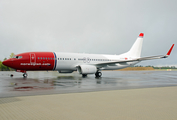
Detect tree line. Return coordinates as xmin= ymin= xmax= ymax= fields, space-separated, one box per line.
xmin=0 ymin=53 xmax=15 ymax=71
xmin=135 ymin=65 xmax=177 ymax=69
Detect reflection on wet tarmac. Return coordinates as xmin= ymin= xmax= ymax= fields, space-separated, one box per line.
xmin=0 ymin=71 xmax=177 ymax=97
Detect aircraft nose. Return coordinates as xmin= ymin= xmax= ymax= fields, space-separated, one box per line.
xmin=2 ymin=59 xmax=11 ymax=67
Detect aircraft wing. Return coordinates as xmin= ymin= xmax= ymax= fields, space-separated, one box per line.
xmin=95 ymin=44 xmax=174 ymax=67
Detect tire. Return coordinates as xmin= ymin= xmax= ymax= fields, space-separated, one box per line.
xmin=10 ymin=74 xmax=14 ymax=77
xmin=82 ymin=74 xmax=87 ymax=77
xmin=95 ymin=72 xmax=102 ymax=78
xmin=23 ymin=73 xmax=27 ymax=78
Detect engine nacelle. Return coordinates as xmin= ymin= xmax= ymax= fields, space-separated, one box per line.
xmin=77 ymin=65 xmax=97 ymax=74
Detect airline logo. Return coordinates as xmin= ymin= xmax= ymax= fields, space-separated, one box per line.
xmin=20 ymin=63 xmax=51 ymax=66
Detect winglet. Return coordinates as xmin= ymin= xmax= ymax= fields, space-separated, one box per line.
xmin=139 ymin=33 xmax=144 ymax=37
xmin=166 ymin=44 xmax=174 ymax=56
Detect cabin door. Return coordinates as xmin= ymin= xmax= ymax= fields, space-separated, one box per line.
xmin=30 ymin=53 xmax=36 ymax=63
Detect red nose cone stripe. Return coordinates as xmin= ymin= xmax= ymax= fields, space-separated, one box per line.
xmin=139 ymin=33 xmax=144 ymax=37
xmin=2 ymin=52 xmax=56 ymax=70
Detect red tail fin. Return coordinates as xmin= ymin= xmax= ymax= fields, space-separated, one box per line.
xmin=139 ymin=33 xmax=144 ymax=37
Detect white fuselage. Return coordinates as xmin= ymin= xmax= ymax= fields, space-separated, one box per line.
xmin=55 ymin=52 xmax=139 ymax=71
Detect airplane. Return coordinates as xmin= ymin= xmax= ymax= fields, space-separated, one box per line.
xmin=2 ymin=33 xmax=174 ymax=78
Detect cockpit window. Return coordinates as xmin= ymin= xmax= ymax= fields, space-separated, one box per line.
xmin=12 ymin=56 xmax=22 ymax=59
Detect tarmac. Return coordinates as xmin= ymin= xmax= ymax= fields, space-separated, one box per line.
xmin=1 ymin=86 xmax=177 ymax=120
xmin=0 ymin=71 xmax=177 ymax=120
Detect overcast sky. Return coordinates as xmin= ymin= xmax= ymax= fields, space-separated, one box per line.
xmin=0 ymin=0 xmax=176 ymax=66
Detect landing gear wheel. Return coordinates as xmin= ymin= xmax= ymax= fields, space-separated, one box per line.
xmin=10 ymin=74 xmax=14 ymax=77
xmin=82 ymin=74 xmax=87 ymax=77
xmin=95 ymin=72 xmax=102 ymax=78
xmin=23 ymin=73 xmax=27 ymax=78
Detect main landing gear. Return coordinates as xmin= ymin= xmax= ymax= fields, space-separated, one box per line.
xmin=95 ymin=72 xmax=102 ymax=78
xmin=81 ymin=72 xmax=102 ymax=78
xmin=82 ymin=74 xmax=87 ymax=77
xmin=16 ymin=70 xmax=27 ymax=78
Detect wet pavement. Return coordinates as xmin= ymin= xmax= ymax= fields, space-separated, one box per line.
xmin=0 ymin=71 xmax=177 ymax=98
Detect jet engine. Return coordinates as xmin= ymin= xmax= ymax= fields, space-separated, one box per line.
xmin=77 ymin=65 xmax=97 ymax=74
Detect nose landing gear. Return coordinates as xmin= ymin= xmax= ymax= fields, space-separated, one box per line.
xmin=23 ymin=73 xmax=28 ymax=78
